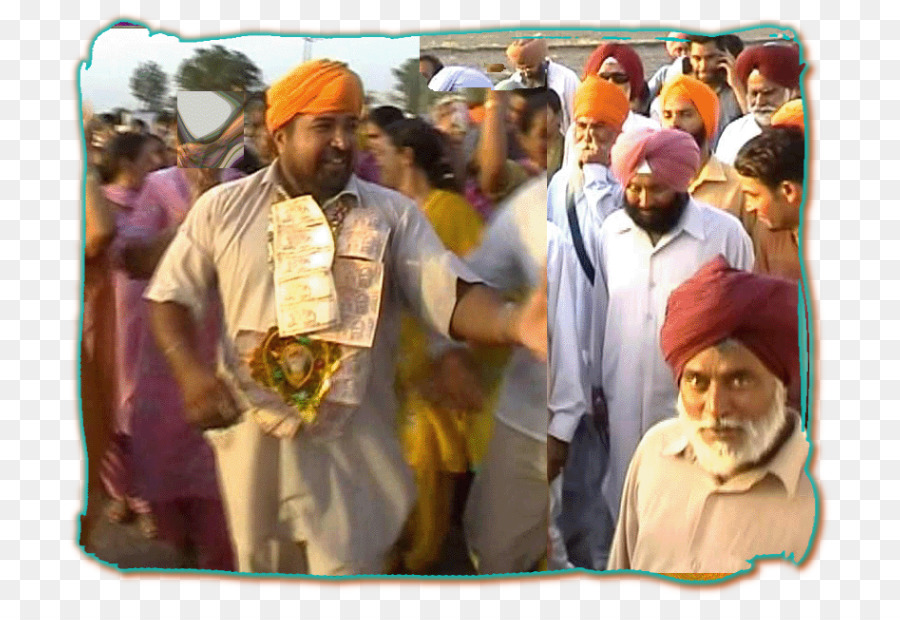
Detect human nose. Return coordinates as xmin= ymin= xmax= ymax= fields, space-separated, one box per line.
xmin=703 ymin=381 xmax=728 ymax=421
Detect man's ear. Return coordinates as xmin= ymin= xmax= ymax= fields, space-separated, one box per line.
xmin=780 ymin=180 xmax=804 ymax=207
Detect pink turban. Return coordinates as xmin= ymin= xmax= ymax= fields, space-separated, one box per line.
xmin=266 ymin=59 xmax=364 ymax=135
xmin=610 ymin=128 xmax=701 ymax=192
xmin=660 ymin=255 xmax=799 ymax=386
xmin=735 ymin=43 xmax=804 ymax=90
xmin=506 ymin=38 xmax=549 ymax=67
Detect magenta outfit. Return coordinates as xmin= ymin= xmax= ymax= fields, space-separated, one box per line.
xmin=109 ymin=167 xmax=242 ymax=570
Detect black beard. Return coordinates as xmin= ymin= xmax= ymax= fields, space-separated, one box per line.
xmin=623 ymin=192 xmax=690 ymax=236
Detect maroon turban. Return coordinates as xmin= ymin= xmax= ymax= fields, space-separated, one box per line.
xmin=610 ymin=128 xmax=701 ymax=192
xmin=582 ymin=43 xmax=645 ymax=102
xmin=660 ymin=255 xmax=799 ymax=386
xmin=735 ymin=43 xmax=804 ymax=90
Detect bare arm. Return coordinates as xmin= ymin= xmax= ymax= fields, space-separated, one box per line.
xmin=449 ymin=272 xmax=547 ymax=360
xmin=148 ymin=300 xmax=240 ymax=430
xmin=84 ymin=170 xmax=115 ymax=258
xmin=477 ymin=91 xmax=510 ymax=197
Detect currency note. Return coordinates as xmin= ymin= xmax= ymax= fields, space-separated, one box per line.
xmin=311 ymin=258 xmax=384 ymax=348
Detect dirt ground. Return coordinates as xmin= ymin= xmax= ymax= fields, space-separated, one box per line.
xmin=421 ymin=28 xmax=786 ymax=84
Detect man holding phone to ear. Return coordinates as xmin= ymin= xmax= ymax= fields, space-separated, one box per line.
xmin=686 ymin=34 xmax=745 ymax=150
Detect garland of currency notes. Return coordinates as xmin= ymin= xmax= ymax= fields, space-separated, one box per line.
xmin=248 ymin=326 xmax=344 ymax=425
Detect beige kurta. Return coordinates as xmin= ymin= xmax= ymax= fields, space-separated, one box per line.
xmin=145 ymin=163 xmax=479 ymax=575
xmin=608 ymin=415 xmax=816 ymax=574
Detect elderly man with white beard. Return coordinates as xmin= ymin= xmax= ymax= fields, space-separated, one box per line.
xmin=607 ymin=256 xmax=815 ymax=573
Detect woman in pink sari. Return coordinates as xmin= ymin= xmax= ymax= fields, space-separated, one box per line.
xmin=96 ymin=132 xmax=163 ymax=537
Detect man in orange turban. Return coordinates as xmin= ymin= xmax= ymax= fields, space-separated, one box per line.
xmin=505 ymin=36 xmax=580 ymax=132
xmin=659 ymin=74 xmax=751 ymax=228
xmin=145 ymin=57 xmax=551 ymax=576
xmin=547 ymin=76 xmax=630 ymax=284
xmin=262 ymin=59 xmax=365 ymax=206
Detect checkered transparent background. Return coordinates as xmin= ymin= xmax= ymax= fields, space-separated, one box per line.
xmin=2 ymin=0 xmax=896 ymax=617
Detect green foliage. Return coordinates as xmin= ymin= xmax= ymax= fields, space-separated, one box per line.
xmin=390 ymin=57 xmax=439 ymax=115
xmin=175 ymin=45 xmax=264 ymax=92
xmin=129 ymin=61 xmax=169 ymax=112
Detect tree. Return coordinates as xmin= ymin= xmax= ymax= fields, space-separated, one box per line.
xmin=391 ymin=57 xmax=438 ymax=116
xmin=129 ymin=61 xmax=169 ymax=112
xmin=175 ymin=45 xmax=263 ymax=92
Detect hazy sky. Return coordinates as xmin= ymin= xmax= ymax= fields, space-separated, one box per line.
xmin=79 ymin=25 xmax=419 ymax=112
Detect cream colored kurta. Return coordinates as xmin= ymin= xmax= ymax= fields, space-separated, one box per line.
xmin=607 ymin=415 xmax=816 ymax=573
xmin=145 ymin=163 xmax=478 ymax=575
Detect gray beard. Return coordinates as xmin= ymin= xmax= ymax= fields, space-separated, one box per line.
xmin=678 ymin=380 xmax=789 ymax=479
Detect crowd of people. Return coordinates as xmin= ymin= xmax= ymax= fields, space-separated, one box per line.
xmin=79 ymin=29 xmax=814 ymax=579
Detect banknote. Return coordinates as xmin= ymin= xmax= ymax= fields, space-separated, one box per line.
xmin=311 ymin=258 xmax=384 ymax=348
xmin=271 ymin=195 xmax=341 ymax=336
xmin=335 ymin=206 xmax=389 ymax=261
xmin=321 ymin=346 xmax=370 ymax=406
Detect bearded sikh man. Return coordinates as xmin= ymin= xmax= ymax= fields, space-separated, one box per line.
xmin=144 ymin=59 xmax=547 ymax=576
xmin=715 ymin=43 xmax=804 ymax=166
xmin=607 ymin=256 xmax=815 ymax=573
xmin=584 ymin=128 xmax=753 ymax=565
xmin=659 ymin=74 xmax=749 ymax=226
xmin=505 ymin=37 xmax=580 ymax=132
xmin=547 ymin=76 xmax=631 ymax=284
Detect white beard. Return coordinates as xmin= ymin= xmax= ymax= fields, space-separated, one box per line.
xmin=678 ymin=381 xmax=789 ymax=479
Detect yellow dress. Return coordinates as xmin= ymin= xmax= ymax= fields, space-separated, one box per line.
xmin=394 ymin=189 xmax=508 ymax=573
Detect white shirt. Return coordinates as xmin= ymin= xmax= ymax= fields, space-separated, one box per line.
xmin=144 ymin=163 xmax=479 ymax=571
xmin=715 ymin=113 xmax=762 ymax=166
xmin=466 ymin=175 xmax=548 ymax=441
xmin=547 ymin=222 xmax=591 ymax=442
xmin=586 ymin=197 xmax=754 ymax=523
xmin=428 ymin=66 xmax=493 ymax=91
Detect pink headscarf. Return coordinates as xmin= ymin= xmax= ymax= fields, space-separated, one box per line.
xmin=610 ymin=128 xmax=701 ymax=192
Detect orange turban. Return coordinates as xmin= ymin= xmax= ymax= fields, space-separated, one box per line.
xmin=265 ymin=59 xmax=364 ymax=135
xmin=573 ymin=75 xmax=630 ymax=132
xmin=660 ymin=74 xmax=720 ymax=141
xmin=506 ymin=38 xmax=549 ymax=66
xmin=771 ymin=98 xmax=804 ymax=132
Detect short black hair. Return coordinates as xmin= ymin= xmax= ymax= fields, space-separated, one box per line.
xmin=733 ymin=126 xmax=805 ymax=190
xmin=367 ymin=105 xmax=405 ymax=130
xmin=383 ymin=117 xmax=457 ymax=191
xmin=687 ymin=34 xmax=744 ymax=57
xmin=515 ymin=88 xmax=552 ymax=135
xmin=419 ymin=54 xmax=444 ymax=75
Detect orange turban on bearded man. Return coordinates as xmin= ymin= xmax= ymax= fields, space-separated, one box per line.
xmin=265 ymin=59 xmax=365 ymax=135
xmin=660 ymin=74 xmax=720 ymax=144
xmin=506 ymin=38 xmax=549 ymax=67
xmin=573 ymin=75 xmax=631 ymax=132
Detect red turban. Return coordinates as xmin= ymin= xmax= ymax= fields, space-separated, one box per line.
xmin=265 ymin=59 xmax=364 ymax=135
xmin=771 ymin=98 xmax=805 ymax=132
xmin=735 ymin=44 xmax=804 ymax=90
xmin=582 ymin=43 xmax=645 ymax=102
xmin=506 ymin=38 xmax=549 ymax=67
xmin=610 ymin=128 xmax=700 ymax=192
xmin=660 ymin=74 xmax=720 ymax=141
xmin=573 ymin=75 xmax=630 ymax=132
xmin=660 ymin=255 xmax=800 ymax=386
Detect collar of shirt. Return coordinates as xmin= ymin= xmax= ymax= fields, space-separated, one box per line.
xmin=610 ymin=196 xmax=707 ymax=243
xmin=661 ymin=413 xmax=809 ymax=497
xmin=582 ymin=163 xmax=615 ymax=189
xmin=259 ymin=159 xmax=362 ymax=209
xmin=689 ymin=155 xmax=729 ymax=192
